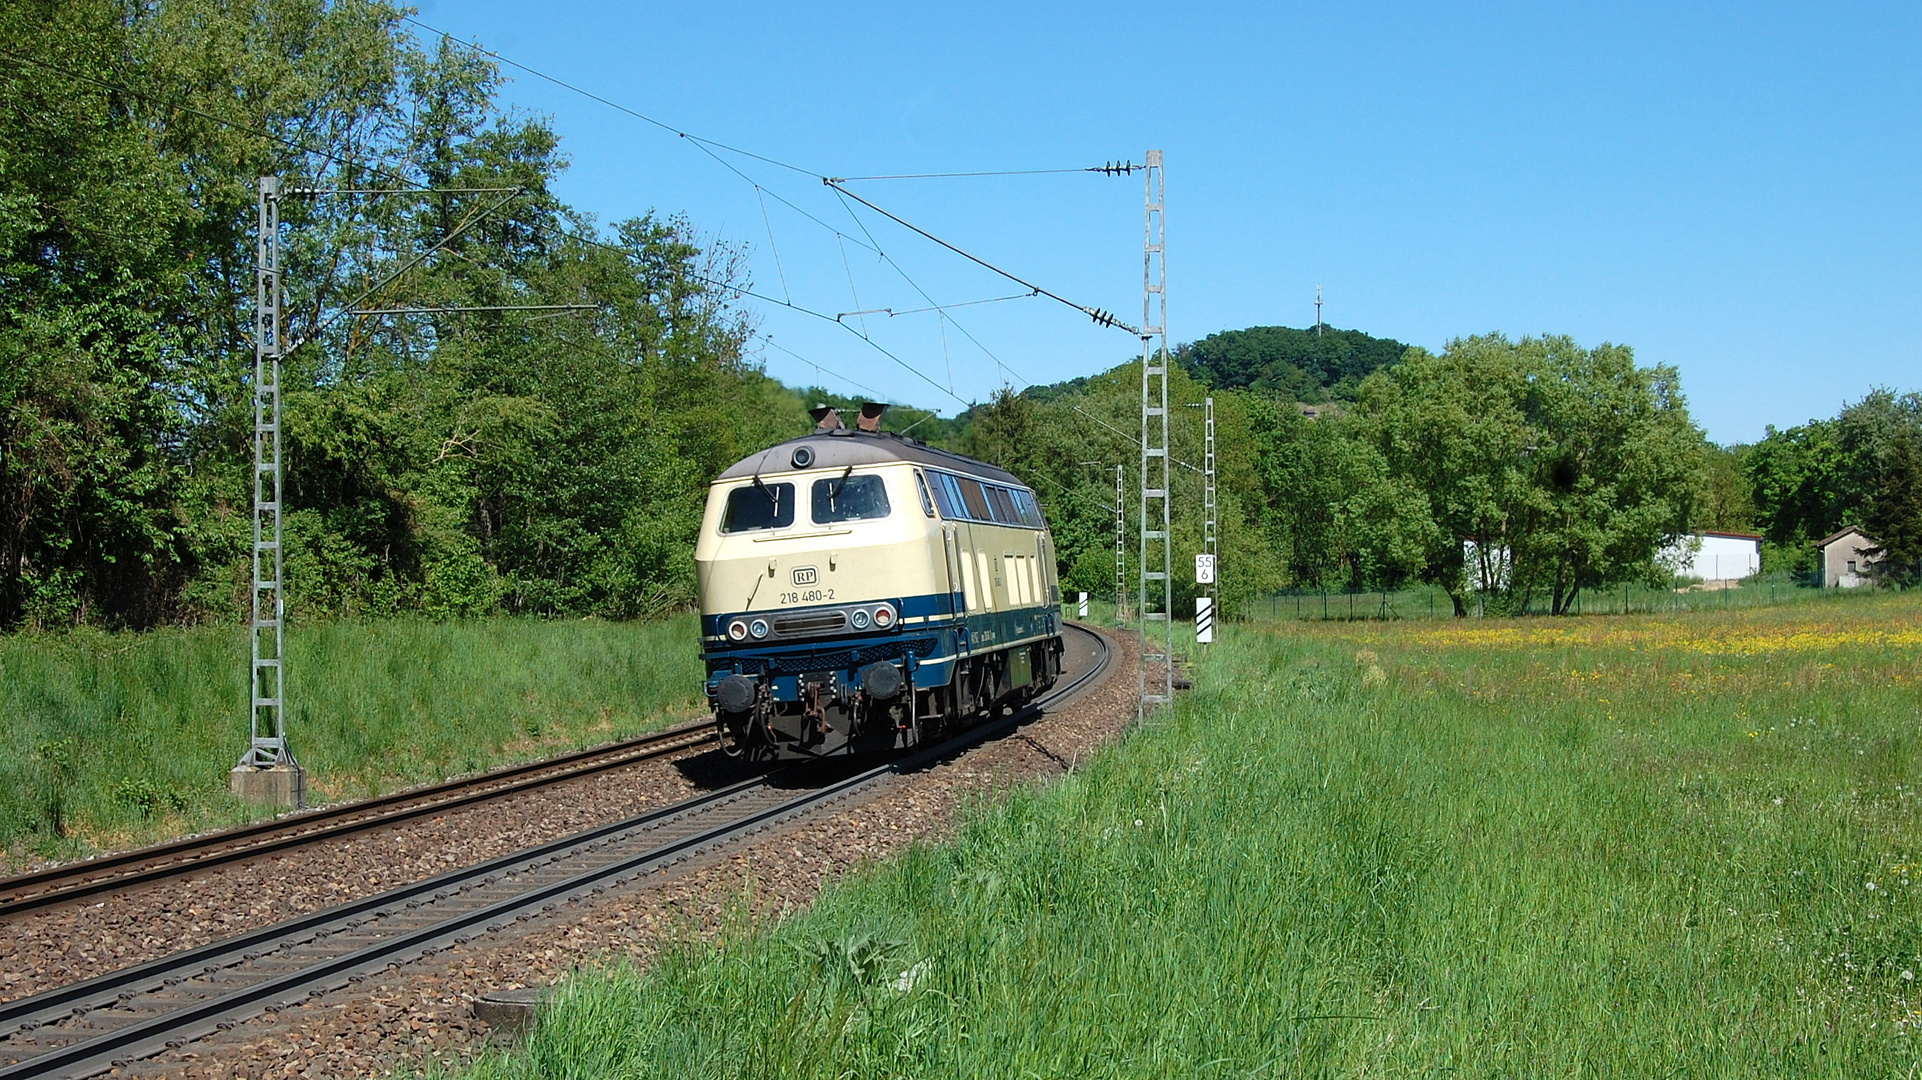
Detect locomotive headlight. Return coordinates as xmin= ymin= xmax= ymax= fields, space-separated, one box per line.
xmin=727 ymin=619 xmax=749 ymax=642
xmin=749 ymin=618 xmax=770 ymax=639
xmin=873 ymin=603 xmax=896 ymax=629
xmin=850 ymin=609 xmax=872 ymax=630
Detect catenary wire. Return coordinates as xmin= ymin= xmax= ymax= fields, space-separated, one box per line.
xmin=9 ymin=47 xmax=1149 ymax=539
xmin=394 ymin=24 xmax=1141 ymax=382
xmin=0 ymin=48 xmax=967 ymax=407
xmin=762 ymin=338 xmax=883 ymax=400
xmin=829 ymin=188 xmax=1027 ymax=386
xmin=402 ymin=16 xmax=826 ymax=182
xmin=831 ymin=167 xmax=1117 ymax=181
xmin=825 ymin=180 xmax=1133 ymax=334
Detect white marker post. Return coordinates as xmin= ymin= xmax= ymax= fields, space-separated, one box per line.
xmin=1078 ymin=591 xmax=1089 ymax=619
xmin=1194 ymin=554 xmax=1216 ymax=644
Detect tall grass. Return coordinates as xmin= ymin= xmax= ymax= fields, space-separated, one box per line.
xmin=466 ymin=594 xmax=1922 ymax=1078
xmin=0 ymin=616 xmax=702 ymax=867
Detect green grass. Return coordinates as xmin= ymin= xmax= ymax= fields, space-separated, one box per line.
xmin=464 ymin=593 xmax=1922 ymax=1078
xmin=0 ymin=616 xmax=702 ymax=867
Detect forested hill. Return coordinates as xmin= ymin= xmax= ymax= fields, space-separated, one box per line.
xmin=1177 ymin=325 xmax=1412 ymax=402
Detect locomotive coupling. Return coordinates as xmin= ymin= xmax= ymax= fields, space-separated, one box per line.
xmin=860 ymin=661 xmax=905 ymax=701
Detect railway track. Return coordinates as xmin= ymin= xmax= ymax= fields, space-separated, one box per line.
xmin=0 ymin=624 xmax=1112 ymax=1080
xmin=0 ymin=722 xmax=718 ymax=918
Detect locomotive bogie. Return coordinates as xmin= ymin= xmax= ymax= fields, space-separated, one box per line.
xmin=695 ymin=427 xmax=1065 ymax=760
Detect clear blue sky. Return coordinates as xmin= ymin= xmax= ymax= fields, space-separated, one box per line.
xmin=419 ymin=0 xmax=1919 ymax=444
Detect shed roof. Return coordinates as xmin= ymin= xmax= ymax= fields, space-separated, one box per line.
xmin=1817 ymin=524 xmax=1875 ymax=550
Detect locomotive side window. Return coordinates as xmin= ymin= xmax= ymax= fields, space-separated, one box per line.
xmin=721 ymin=482 xmax=795 ymax=532
xmin=1011 ymin=488 xmax=1044 ymax=527
xmin=927 ymin=472 xmax=957 ymax=517
xmin=922 ymin=470 xmax=1043 ymax=528
xmin=812 ymin=474 xmax=892 ymax=523
xmin=956 ymin=477 xmax=993 ymax=520
xmin=985 ymin=486 xmax=1018 ymax=524
xmin=914 ymin=471 xmax=937 ymax=517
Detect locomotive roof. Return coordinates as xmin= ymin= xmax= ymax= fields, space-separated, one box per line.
xmin=715 ymin=430 xmax=1025 ymax=487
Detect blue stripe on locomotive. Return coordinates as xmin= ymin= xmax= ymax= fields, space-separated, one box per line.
xmin=702 ymin=592 xmax=1060 ymax=704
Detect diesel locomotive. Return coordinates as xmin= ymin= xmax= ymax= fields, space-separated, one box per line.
xmin=696 ymin=403 xmax=1065 ymax=759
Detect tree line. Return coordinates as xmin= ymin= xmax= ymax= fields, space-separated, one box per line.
xmin=963 ymin=333 xmax=1704 ymax=618
xmin=6 ymin=2 xmax=1913 ymax=632
xmin=1 ymin=0 xmax=810 ymax=629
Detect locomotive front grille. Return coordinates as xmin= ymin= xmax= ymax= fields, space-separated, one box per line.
xmin=773 ymin=611 xmax=848 ymax=637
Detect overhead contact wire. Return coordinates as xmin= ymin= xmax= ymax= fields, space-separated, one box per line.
xmin=400 ymin=23 xmax=1138 ymax=401
xmin=829 ymin=188 xmax=1028 ymax=386
xmin=824 ymin=180 xmax=1134 ymax=334
xmin=4 ymin=43 xmax=975 ymax=410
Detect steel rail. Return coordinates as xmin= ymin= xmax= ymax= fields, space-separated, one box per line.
xmin=0 ymin=722 xmax=716 ymax=917
xmin=0 ymin=625 xmax=1112 ymax=1080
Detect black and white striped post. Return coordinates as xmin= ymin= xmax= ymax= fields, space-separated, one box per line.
xmin=1195 ymin=553 xmax=1215 ymax=644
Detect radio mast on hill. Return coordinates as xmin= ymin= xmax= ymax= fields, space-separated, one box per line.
xmin=1315 ymin=284 xmax=1324 ymax=336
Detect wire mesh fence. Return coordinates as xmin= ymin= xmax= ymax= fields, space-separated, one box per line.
xmin=1244 ymin=571 xmax=1873 ymax=622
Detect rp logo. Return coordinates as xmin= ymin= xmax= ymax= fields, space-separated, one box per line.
xmin=791 ymin=566 xmax=818 ymax=586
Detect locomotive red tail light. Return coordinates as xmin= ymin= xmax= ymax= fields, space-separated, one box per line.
xmin=873 ymin=603 xmax=896 ymax=628
xmin=727 ymin=619 xmax=749 ymax=642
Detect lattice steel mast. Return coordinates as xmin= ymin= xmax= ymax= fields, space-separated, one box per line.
xmin=1114 ymin=463 xmax=1126 ymax=627
xmin=1138 ymin=150 xmax=1172 ymax=717
xmin=243 ymin=177 xmax=293 ymax=773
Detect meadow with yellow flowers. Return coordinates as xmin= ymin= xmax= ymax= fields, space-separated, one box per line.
xmin=470 ymin=591 xmax=1922 ymax=1078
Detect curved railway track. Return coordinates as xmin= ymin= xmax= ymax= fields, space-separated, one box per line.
xmin=0 ymin=722 xmax=718 ymax=918
xmin=0 ymin=623 xmax=1112 ymax=1080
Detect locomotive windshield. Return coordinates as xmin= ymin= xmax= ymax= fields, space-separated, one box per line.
xmin=811 ymin=474 xmax=891 ymax=523
xmin=721 ymin=482 xmax=795 ymax=532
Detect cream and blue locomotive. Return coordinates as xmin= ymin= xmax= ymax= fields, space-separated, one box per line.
xmin=696 ymin=404 xmax=1065 ymax=759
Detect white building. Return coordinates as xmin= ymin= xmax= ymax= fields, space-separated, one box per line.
xmin=1461 ymin=539 xmax=1511 ymax=592
xmin=1818 ymin=526 xmax=1878 ymax=588
xmin=1660 ymin=531 xmax=1762 ymax=583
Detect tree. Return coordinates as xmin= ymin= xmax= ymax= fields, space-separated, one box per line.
xmin=1353 ymin=334 xmax=1700 ymax=615
xmin=1693 ymin=443 xmax=1757 ymax=534
xmin=1744 ymin=418 xmax=1854 ymax=565
xmin=0 ymin=0 xmax=787 ymax=627
xmin=1838 ymin=390 xmax=1922 ymax=584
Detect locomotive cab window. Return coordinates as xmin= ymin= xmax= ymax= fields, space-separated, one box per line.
xmin=812 ymin=474 xmax=892 ymax=523
xmin=721 ymin=482 xmax=795 ymax=532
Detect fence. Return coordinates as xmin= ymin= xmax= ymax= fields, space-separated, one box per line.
xmin=1247 ymin=571 xmax=1861 ymax=623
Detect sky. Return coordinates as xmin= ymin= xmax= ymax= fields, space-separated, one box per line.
xmin=415 ymin=0 xmax=1920 ymax=444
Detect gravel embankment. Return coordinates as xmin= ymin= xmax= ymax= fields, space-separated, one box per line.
xmin=1 ymin=742 xmax=749 ymax=1005
xmin=108 ymin=628 xmax=1142 ymax=1080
